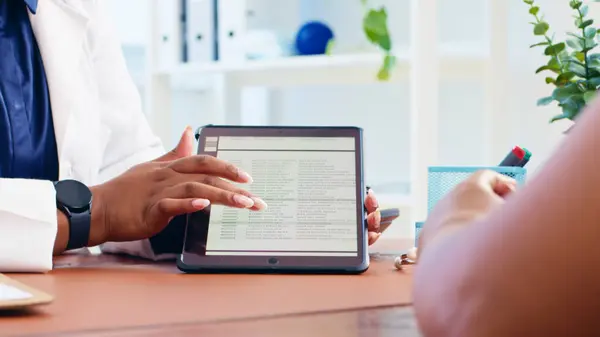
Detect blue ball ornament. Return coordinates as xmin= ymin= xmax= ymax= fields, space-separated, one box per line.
xmin=295 ymin=21 xmax=334 ymax=56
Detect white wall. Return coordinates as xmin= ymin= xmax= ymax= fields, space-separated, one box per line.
xmin=104 ymin=0 xmax=149 ymax=46
xmin=259 ymin=0 xmax=573 ymax=192
xmin=109 ymin=0 xmax=584 ymax=194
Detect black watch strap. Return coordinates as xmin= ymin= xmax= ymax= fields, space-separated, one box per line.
xmin=66 ymin=211 xmax=91 ymax=250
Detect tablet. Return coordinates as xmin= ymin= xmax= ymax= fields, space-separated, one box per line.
xmin=177 ymin=126 xmax=368 ymax=274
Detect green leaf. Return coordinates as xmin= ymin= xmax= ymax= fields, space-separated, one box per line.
xmin=552 ymin=83 xmax=583 ymax=102
xmin=550 ymin=113 xmax=570 ymax=123
xmin=324 ymin=39 xmax=335 ymax=55
xmin=581 ymin=4 xmax=589 ymax=16
xmin=534 ymin=22 xmax=550 ymax=35
xmin=590 ymin=69 xmax=600 ymax=78
xmin=567 ymin=38 xmax=583 ymax=50
xmin=529 ymin=6 xmax=540 ymax=15
xmin=377 ymin=54 xmax=396 ymax=81
xmin=567 ymin=32 xmax=584 ymax=39
xmin=535 ymin=64 xmax=560 ymax=74
xmin=585 ymin=26 xmax=597 ymax=38
xmin=544 ymin=43 xmax=566 ymax=56
xmin=546 ymin=77 xmax=556 ymax=84
xmin=568 ymin=62 xmax=587 ymax=77
xmin=583 ymin=38 xmax=598 ymax=52
xmin=570 ymin=0 xmax=583 ymax=9
xmin=589 ymin=53 xmax=600 ymax=60
xmin=523 ymin=0 xmax=534 ymax=4
xmin=537 ymin=96 xmax=555 ymax=106
xmin=584 ymin=90 xmax=597 ymax=103
xmin=558 ymin=50 xmax=571 ymax=62
xmin=363 ymin=8 xmax=392 ymax=51
xmin=530 ymin=41 xmax=549 ymax=48
xmin=587 ymin=77 xmax=600 ymax=88
xmin=574 ymin=53 xmax=586 ymax=63
xmin=590 ymin=58 xmax=600 ymax=68
xmin=556 ymin=72 xmax=576 ymax=85
xmin=580 ymin=19 xmax=594 ymax=29
xmin=558 ymin=97 xmax=582 ymax=120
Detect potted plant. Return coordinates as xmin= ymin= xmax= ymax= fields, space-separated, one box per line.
xmin=525 ymin=0 xmax=600 ymax=126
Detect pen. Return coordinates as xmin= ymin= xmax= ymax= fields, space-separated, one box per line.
xmin=518 ymin=148 xmax=532 ymax=167
xmin=499 ymin=146 xmax=526 ymax=167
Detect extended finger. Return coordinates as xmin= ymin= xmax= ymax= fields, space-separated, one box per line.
xmin=169 ymin=155 xmax=252 ymax=183
xmin=365 ymin=189 xmax=379 ymax=214
xmin=195 ymin=175 xmax=267 ymax=211
xmin=167 ymin=182 xmax=262 ymax=209
xmin=156 ymin=198 xmax=211 ymax=216
xmin=367 ymin=209 xmax=381 ymax=232
xmin=368 ymin=232 xmax=381 ymax=245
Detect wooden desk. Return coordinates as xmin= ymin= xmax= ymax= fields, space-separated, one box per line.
xmin=0 ymin=240 xmax=419 ymax=337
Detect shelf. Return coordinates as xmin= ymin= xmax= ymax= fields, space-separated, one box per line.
xmin=158 ymin=45 xmax=489 ymax=89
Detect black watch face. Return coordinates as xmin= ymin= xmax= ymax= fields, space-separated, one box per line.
xmin=55 ymin=180 xmax=92 ymax=212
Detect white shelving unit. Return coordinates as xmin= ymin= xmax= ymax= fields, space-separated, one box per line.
xmin=163 ymin=46 xmax=488 ymax=87
xmin=144 ymin=0 xmax=509 ymax=225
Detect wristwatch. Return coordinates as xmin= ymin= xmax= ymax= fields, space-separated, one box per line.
xmin=54 ymin=180 xmax=93 ymax=250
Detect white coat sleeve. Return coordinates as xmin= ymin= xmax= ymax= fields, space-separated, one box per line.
xmin=86 ymin=1 xmax=179 ymax=261
xmin=0 ymin=179 xmax=57 ymax=272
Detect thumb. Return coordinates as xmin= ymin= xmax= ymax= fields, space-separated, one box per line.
xmin=155 ymin=126 xmax=195 ymax=162
xmin=473 ymin=170 xmax=517 ymax=198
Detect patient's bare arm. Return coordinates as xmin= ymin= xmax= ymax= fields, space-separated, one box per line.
xmin=414 ymin=98 xmax=600 ymax=337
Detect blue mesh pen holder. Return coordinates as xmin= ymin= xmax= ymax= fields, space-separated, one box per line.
xmin=427 ymin=166 xmax=527 ymax=214
xmin=415 ymin=222 xmax=424 ymax=247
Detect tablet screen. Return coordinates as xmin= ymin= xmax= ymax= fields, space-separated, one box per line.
xmin=204 ymin=135 xmax=358 ymax=257
xmin=181 ymin=127 xmax=367 ymax=270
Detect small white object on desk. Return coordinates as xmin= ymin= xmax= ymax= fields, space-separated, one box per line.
xmin=394 ymin=247 xmax=418 ymax=271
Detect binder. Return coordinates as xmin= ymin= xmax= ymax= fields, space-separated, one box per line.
xmin=156 ymin=0 xmax=183 ymax=70
xmin=217 ymin=0 xmax=248 ymax=61
xmin=185 ymin=0 xmax=218 ymax=63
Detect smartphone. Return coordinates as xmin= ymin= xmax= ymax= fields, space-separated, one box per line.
xmin=378 ymin=208 xmax=400 ymax=233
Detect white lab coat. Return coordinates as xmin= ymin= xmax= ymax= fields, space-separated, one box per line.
xmin=0 ymin=0 xmax=168 ymax=272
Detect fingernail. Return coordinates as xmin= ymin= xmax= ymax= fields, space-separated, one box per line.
xmin=192 ymin=199 xmax=210 ymax=209
xmin=234 ymin=194 xmax=255 ymax=208
xmin=252 ymin=197 xmax=268 ymax=210
xmin=238 ymin=170 xmax=253 ymax=183
xmin=368 ymin=189 xmax=375 ymax=195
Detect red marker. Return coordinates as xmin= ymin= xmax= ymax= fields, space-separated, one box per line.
xmin=499 ymin=146 xmax=526 ymax=167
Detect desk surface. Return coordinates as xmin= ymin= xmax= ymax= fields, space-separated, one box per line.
xmin=1 ymin=239 xmax=419 ymax=337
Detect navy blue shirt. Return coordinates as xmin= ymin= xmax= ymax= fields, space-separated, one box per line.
xmin=0 ymin=0 xmax=58 ymax=180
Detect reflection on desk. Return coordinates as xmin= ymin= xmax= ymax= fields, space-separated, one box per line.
xmin=77 ymin=306 xmax=421 ymax=337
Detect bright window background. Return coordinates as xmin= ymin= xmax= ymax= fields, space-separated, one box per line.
xmin=105 ymin=0 xmax=585 ymax=238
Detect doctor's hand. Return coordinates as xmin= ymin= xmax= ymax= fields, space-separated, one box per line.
xmin=417 ymin=170 xmax=516 ymax=257
xmin=365 ymin=189 xmax=383 ymax=245
xmin=90 ymin=127 xmax=267 ymax=245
